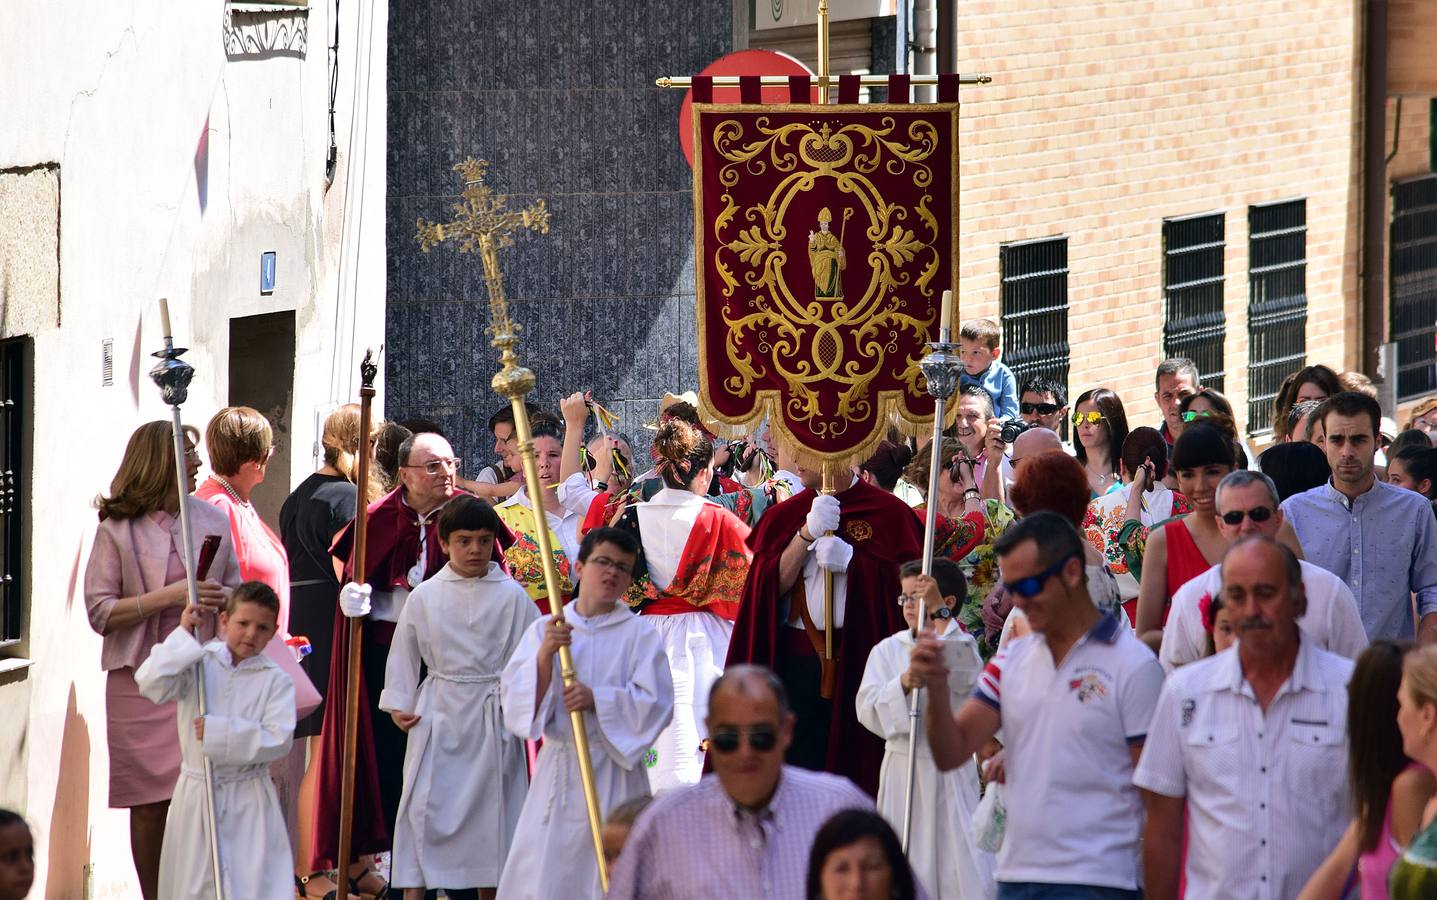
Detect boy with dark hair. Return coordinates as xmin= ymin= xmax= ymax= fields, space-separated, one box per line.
xmin=958 ymin=318 xmax=1020 ymax=420
xmin=135 ymin=581 xmax=295 ymax=900
xmin=381 ymin=495 xmax=538 ymax=900
xmin=498 ymin=526 xmax=673 ymax=899
xmin=856 ymin=557 xmax=990 ymax=898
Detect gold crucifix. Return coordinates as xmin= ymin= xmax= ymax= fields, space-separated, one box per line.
xmin=414 ymin=158 xmax=612 ymax=888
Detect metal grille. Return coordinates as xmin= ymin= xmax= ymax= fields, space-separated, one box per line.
xmin=999 ymin=236 xmax=1070 ymax=392
xmin=0 ymin=339 xmax=24 ymax=647
xmin=1163 ymin=213 xmax=1227 ymax=393
xmin=1247 ymin=199 xmax=1308 ymax=432
xmin=1391 ymin=175 xmax=1437 ymax=400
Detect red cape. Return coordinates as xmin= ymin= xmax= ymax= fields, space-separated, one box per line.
xmin=725 ymin=479 xmax=922 ymax=797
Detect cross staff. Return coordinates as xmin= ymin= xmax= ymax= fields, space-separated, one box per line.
xmin=417 ymin=159 xmax=614 ymax=890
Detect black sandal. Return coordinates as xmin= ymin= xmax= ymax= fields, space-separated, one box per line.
xmin=351 ymin=869 xmax=390 ymax=900
xmin=297 ymin=872 xmax=354 ymax=900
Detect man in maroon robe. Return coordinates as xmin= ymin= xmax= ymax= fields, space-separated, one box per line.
xmin=314 ymin=431 xmax=478 ymax=868
xmin=726 ymin=466 xmax=923 ymax=797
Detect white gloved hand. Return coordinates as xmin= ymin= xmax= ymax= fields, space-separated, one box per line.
xmin=805 ymin=494 xmax=841 ymax=538
xmin=339 ymin=582 xmax=372 ymax=618
xmin=812 ymin=535 xmax=854 ymax=573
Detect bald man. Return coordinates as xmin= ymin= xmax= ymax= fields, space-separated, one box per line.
xmin=983 ymin=424 xmax=1064 ymax=505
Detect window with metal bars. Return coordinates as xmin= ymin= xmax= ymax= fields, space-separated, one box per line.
xmin=1247 ymin=199 xmax=1308 ymax=433
xmin=999 ymin=236 xmax=1070 ymax=395
xmin=1391 ymin=175 xmax=1437 ymax=401
xmin=1162 ymin=213 xmax=1226 ymax=394
xmin=0 ymin=338 xmax=25 ymax=648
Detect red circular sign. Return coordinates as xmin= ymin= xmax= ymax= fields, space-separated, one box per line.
xmin=678 ymin=49 xmax=816 ymax=168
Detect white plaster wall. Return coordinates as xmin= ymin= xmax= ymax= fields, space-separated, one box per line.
xmin=0 ymin=1 xmax=387 ymax=896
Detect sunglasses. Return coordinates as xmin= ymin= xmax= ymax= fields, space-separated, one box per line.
xmin=1020 ymin=402 xmax=1059 ymax=416
xmin=1000 ymin=553 xmax=1077 ymax=599
xmin=1072 ymin=411 xmax=1105 ymax=426
xmin=1219 ymin=506 xmax=1273 ymax=526
xmin=708 ymin=725 xmax=779 ymax=754
xmin=1181 ymin=410 xmax=1214 ymax=422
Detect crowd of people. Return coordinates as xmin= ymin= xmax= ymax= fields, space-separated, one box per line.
xmin=2 ymin=318 xmax=1435 ymax=900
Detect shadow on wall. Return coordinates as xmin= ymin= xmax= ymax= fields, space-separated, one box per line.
xmin=45 ymin=684 xmax=91 ymax=898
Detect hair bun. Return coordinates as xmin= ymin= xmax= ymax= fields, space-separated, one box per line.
xmin=653 ymin=418 xmax=701 ymax=464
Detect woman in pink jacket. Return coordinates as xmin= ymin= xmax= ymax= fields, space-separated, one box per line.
xmin=84 ymin=421 xmax=242 ymax=900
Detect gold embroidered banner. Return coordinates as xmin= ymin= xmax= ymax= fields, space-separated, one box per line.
xmin=692 ymin=103 xmax=958 ymax=466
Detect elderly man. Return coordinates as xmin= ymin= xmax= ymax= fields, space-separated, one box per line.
xmin=605 ymin=665 xmax=871 ymax=900
xmin=316 ymin=431 xmax=470 ymax=867
xmin=1159 ymin=470 xmax=1367 ymax=671
xmin=984 ymin=422 xmax=1064 ymax=504
xmin=1136 ymin=536 xmax=1354 ymax=899
xmin=911 ymin=512 xmax=1164 ymax=899
xmin=1282 ymin=391 xmax=1437 ymax=642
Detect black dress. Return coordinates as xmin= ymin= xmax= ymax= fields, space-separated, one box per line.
xmin=280 ymin=472 xmax=357 ymax=738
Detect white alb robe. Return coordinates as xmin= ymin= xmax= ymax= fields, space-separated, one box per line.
xmin=135 ymin=627 xmax=295 ymax=900
xmin=856 ymin=626 xmax=995 ymax=900
xmin=497 ymin=600 xmax=674 ymax=900
xmin=379 ymin=562 xmax=539 ymax=890
xmin=636 ymin=488 xmax=736 ymax=791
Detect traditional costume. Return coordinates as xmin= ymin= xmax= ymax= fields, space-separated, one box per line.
xmin=379 ymin=561 xmax=538 ymax=892
xmin=857 ymin=625 xmax=995 ymax=899
xmin=135 ymin=626 xmax=296 ymax=900
xmin=726 ymin=478 xmax=923 ymax=797
xmin=496 ymin=486 xmax=578 ymax=614
xmin=497 ymin=601 xmax=674 ymax=900
xmin=1082 ymin=482 xmax=1190 ymax=611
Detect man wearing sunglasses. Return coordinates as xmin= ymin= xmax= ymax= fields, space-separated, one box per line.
xmin=1018 ymin=374 xmax=1068 ymax=435
xmin=1159 ymin=471 xmax=1367 ymax=672
xmin=606 ymin=665 xmax=872 ymax=900
xmin=910 ymin=513 xmax=1163 ymax=900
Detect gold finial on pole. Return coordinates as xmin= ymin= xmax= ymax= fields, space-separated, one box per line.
xmin=817 ymin=0 xmax=831 ymax=104
xmin=416 ymin=159 xmax=613 ymax=890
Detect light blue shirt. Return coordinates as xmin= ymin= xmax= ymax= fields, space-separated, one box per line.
xmin=1281 ymin=479 xmax=1437 ymax=641
xmin=959 ymin=360 xmax=1020 ymax=420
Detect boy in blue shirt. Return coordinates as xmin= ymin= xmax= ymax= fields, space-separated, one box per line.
xmin=958 ymin=318 xmax=1020 ymax=420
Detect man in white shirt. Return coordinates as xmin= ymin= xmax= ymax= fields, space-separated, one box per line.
xmin=1136 ymin=536 xmax=1354 ymax=899
xmin=1159 ymin=470 xmax=1367 ymax=672
xmin=910 ymin=512 xmax=1164 ymax=899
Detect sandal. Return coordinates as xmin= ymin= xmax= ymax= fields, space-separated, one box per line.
xmin=350 ymin=867 xmax=390 ymax=900
xmin=296 ymin=872 xmax=359 ymax=900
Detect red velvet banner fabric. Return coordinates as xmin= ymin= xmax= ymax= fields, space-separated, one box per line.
xmin=691 ymin=103 xmax=959 ymax=465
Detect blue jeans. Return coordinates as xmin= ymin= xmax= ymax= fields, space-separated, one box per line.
xmin=997 ymin=883 xmax=1142 ymax=900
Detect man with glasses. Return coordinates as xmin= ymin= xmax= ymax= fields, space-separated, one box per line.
xmin=606 ymin=664 xmax=871 ymax=900
xmin=910 ymin=512 xmax=1163 ymax=900
xmin=1159 ymin=470 xmax=1366 ymax=672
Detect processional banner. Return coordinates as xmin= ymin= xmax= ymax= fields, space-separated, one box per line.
xmin=692 ymin=94 xmax=958 ymax=466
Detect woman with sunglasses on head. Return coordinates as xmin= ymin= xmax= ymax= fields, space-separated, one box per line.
xmin=857 ymin=557 xmax=992 ymax=899
xmin=1072 ymin=388 xmax=1130 ymax=499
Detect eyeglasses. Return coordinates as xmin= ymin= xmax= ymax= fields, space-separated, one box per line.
xmin=1020 ymin=402 xmax=1059 ymax=416
xmin=1181 ymin=410 xmax=1214 ymax=422
xmin=708 ymin=725 xmax=779 ymax=754
xmin=1072 ymin=411 xmax=1105 ymax=427
xmin=1219 ymin=506 xmax=1273 ymax=526
xmin=896 ymin=593 xmax=952 ymax=617
xmin=584 ymin=555 xmax=634 ymax=576
xmin=402 ymin=457 xmax=461 ymax=476
xmin=1000 ymin=553 xmax=1077 ymax=599
xmin=1415 ymin=417 xmax=1437 ymax=433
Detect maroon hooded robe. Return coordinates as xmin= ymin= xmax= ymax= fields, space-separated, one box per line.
xmin=725 ymin=478 xmax=922 ymax=797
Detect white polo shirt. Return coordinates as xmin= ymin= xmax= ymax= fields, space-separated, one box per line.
xmin=973 ymin=612 xmax=1164 ymax=890
xmin=1159 ymin=560 xmax=1369 ymax=673
xmin=1134 ymin=639 xmax=1354 ymax=900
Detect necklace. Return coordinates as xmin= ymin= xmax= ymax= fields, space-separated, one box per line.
xmin=211 ymin=475 xmax=251 ymax=508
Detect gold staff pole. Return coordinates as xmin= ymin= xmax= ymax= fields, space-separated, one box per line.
xmin=417 ymin=159 xmax=610 ymax=889
xmin=817 ymin=0 xmax=831 ymax=104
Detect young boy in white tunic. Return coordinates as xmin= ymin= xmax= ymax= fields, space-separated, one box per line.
xmin=857 ymin=558 xmax=995 ymax=900
xmin=135 ymin=581 xmax=295 ymax=900
xmin=379 ymin=495 xmax=538 ymax=900
xmin=498 ymin=526 xmax=674 ymax=900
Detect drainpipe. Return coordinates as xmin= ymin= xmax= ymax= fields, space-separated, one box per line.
xmin=1362 ymin=0 xmax=1388 ymax=376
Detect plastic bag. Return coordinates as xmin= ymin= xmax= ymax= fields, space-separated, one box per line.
xmin=972 ymin=781 xmax=1006 ymax=852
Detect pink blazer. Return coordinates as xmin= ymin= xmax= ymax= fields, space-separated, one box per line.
xmin=84 ymin=497 xmax=243 ymax=671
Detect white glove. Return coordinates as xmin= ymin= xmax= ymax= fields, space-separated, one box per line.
xmin=339 ymin=582 xmax=372 ymax=618
xmin=805 ymin=494 xmax=841 ymax=539
xmin=812 ymin=535 xmax=853 ymax=573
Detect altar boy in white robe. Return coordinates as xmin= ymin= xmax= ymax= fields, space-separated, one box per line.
xmin=857 ymin=558 xmax=995 ymax=900
xmin=498 ymin=526 xmax=674 ymax=900
xmin=380 ymin=495 xmax=538 ymax=900
xmin=135 ymin=581 xmax=295 ymax=900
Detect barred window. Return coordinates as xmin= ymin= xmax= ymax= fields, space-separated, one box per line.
xmin=1162 ymin=213 xmax=1226 ymax=394
xmin=1391 ymin=175 xmax=1437 ymax=401
xmin=1247 ymin=199 xmax=1308 ymax=433
xmin=999 ymin=236 xmax=1070 ymax=392
xmin=0 ymin=339 xmax=25 ymax=648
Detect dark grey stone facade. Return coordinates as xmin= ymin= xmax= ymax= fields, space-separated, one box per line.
xmin=385 ymin=1 xmax=736 ymax=467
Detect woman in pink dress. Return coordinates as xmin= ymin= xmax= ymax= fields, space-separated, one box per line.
xmin=84 ymin=421 xmax=243 ymax=899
